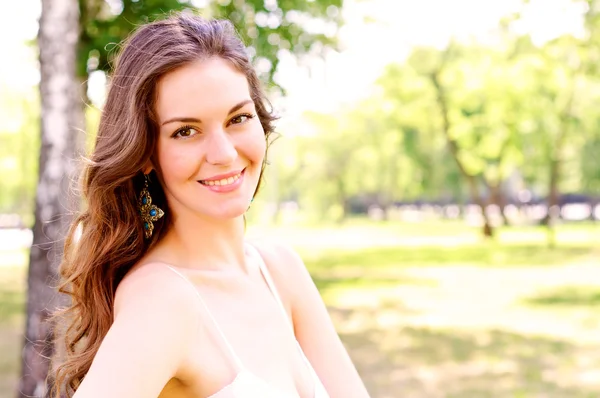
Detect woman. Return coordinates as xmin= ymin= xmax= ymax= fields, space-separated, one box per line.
xmin=51 ymin=12 xmax=370 ymax=398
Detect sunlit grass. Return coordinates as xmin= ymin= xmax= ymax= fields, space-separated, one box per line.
xmin=0 ymin=257 xmax=26 ymax=396
xmin=303 ymin=245 xmax=594 ymax=271
xmin=525 ymin=286 xmax=600 ymax=307
xmin=0 ymin=256 xmax=27 ymax=326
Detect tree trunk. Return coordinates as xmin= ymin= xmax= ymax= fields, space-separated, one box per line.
xmin=18 ymin=0 xmax=82 ymax=396
xmin=543 ymin=150 xmax=562 ymax=248
xmin=465 ymin=175 xmax=494 ymax=237
xmin=542 ymin=92 xmax=573 ymax=247
xmin=430 ymin=71 xmax=493 ymax=237
xmin=490 ymin=183 xmax=511 ymax=226
xmin=336 ymin=177 xmax=348 ymax=224
xmin=544 ymin=157 xmax=561 ymax=224
xmin=381 ymin=147 xmax=400 ymax=222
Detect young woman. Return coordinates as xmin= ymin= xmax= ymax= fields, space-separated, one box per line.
xmin=51 ymin=12 xmax=370 ymax=398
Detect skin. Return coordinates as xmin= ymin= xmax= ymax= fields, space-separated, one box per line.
xmin=73 ymin=57 xmax=370 ymax=398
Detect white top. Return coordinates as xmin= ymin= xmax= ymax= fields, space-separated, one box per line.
xmin=164 ymin=244 xmax=330 ymax=398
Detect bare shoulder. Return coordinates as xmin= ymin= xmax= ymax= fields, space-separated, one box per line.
xmin=249 ymin=241 xmax=371 ymax=397
xmin=249 ymin=238 xmax=304 ymax=264
xmin=248 ymin=239 xmax=318 ymax=310
xmin=114 ymin=262 xmax=200 ymax=328
xmin=74 ymin=263 xmax=200 ymax=397
xmin=249 ymin=239 xmax=311 ymax=287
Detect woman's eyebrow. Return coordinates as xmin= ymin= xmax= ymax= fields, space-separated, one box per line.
xmin=228 ymin=99 xmax=254 ymax=115
xmin=160 ymin=99 xmax=254 ymax=126
xmin=161 ymin=116 xmax=201 ymax=126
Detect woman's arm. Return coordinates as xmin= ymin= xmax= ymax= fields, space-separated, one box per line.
xmin=73 ymin=264 xmax=198 ymax=398
xmin=257 ymin=243 xmax=371 ymax=398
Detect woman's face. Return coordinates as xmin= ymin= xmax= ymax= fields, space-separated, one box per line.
xmin=153 ymin=57 xmax=266 ymax=221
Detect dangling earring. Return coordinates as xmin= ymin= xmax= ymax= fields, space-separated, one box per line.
xmin=138 ymin=174 xmax=164 ymax=239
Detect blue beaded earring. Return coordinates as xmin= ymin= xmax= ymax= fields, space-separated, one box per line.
xmin=138 ymin=174 xmax=164 ymax=239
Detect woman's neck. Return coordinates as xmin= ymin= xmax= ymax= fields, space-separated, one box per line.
xmin=149 ymin=213 xmax=248 ymax=273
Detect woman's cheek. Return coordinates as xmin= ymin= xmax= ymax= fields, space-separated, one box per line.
xmin=249 ymin=126 xmax=267 ymax=155
xmin=159 ymin=145 xmax=195 ymax=179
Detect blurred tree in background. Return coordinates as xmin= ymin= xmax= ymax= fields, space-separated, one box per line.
xmin=19 ymin=0 xmax=82 ymax=396
xmin=78 ymin=0 xmax=342 ymax=89
xmin=278 ymin=0 xmax=600 ymax=239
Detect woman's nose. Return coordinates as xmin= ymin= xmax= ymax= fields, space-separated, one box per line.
xmin=205 ymin=129 xmax=237 ymax=166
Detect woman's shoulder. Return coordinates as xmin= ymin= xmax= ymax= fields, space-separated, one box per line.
xmin=249 ymin=238 xmax=305 ymax=272
xmin=248 ymin=239 xmax=314 ymax=299
xmin=76 ymin=262 xmax=200 ymax=396
xmin=114 ymin=262 xmax=201 ymax=326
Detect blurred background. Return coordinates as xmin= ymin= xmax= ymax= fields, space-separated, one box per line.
xmin=1 ymin=0 xmax=599 ymax=397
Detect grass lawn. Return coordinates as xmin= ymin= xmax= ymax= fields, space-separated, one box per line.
xmin=1 ymin=221 xmax=599 ymax=397
xmin=0 ymin=249 xmax=27 ymax=396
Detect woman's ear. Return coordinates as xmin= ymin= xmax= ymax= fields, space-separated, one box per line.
xmin=142 ymin=162 xmax=154 ymax=175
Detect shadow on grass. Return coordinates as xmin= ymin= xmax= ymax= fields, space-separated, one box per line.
xmin=334 ymin=306 xmax=600 ymax=398
xmin=304 ymin=245 xmax=594 ymax=271
xmin=313 ymin=274 xmax=436 ymax=293
xmin=525 ymin=286 xmax=600 ymax=307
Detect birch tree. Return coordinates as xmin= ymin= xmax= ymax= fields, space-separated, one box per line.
xmin=18 ymin=0 xmax=83 ymax=396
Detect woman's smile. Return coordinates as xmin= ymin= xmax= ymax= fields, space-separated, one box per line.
xmin=198 ymin=168 xmax=246 ymax=193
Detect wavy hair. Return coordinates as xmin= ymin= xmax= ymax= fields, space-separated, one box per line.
xmin=49 ymin=13 xmax=276 ymax=397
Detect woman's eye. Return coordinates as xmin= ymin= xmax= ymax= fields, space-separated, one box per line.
xmin=229 ymin=114 xmax=255 ymax=126
xmin=173 ymin=126 xmax=198 ymax=139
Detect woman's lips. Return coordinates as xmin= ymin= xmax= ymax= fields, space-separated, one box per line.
xmin=198 ymin=169 xmax=245 ymax=193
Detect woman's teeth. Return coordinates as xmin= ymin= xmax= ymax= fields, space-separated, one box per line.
xmin=200 ymin=172 xmax=241 ymax=186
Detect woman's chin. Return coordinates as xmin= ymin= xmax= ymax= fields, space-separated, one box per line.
xmin=201 ymin=201 xmax=251 ymax=220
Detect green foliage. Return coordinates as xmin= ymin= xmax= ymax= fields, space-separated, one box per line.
xmin=283 ymin=0 xmax=600 ymax=223
xmin=78 ymin=0 xmax=191 ymax=77
xmin=403 ymin=42 xmax=533 ymax=185
xmin=210 ymin=0 xmax=342 ymax=85
xmin=371 ymin=10 xmax=600 ymax=204
xmin=580 ymin=133 xmax=600 ymax=193
xmin=295 ymin=109 xmax=368 ymax=221
xmin=79 ymin=0 xmax=343 ymax=87
xmin=0 ymin=90 xmax=40 ymax=222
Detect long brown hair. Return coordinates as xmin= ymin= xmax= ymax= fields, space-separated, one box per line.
xmin=50 ymin=13 xmax=276 ymax=397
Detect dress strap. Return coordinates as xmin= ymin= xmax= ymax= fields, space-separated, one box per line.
xmin=245 ymin=244 xmax=291 ymax=325
xmin=245 ymin=243 xmax=330 ymax=397
xmin=164 ymin=265 xmax=245 ymax=371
